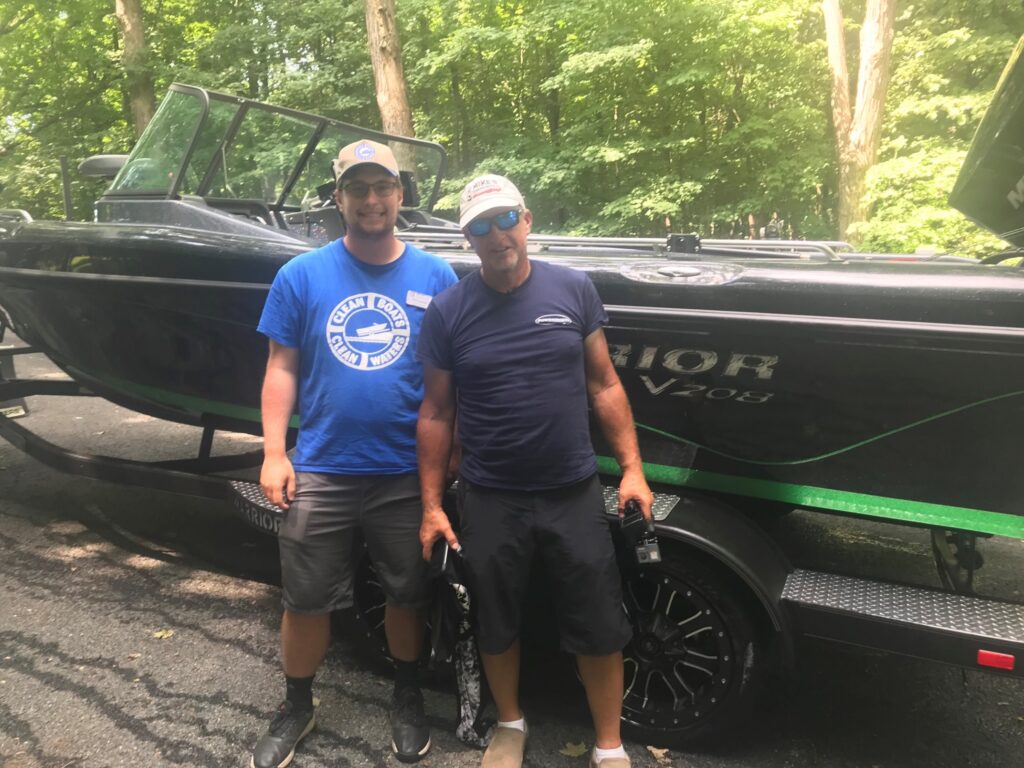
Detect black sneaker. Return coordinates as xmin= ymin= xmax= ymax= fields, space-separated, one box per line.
xmin=390 ymin=687 xmax=431 ymax=763
xmin=250 ymin=700 xmax=316 ymax=768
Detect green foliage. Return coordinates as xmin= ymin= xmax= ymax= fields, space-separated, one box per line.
xmin=403 ymin=0 xmax=836 ymax=237
xmin=859 ymin=0 xmax=1024 ymax=255
xmin=854 ymin=141 xmax=1004 ymax=256
xmin=1 ymin=0 xmax=1021 ymax=256
xmin=0 ymin=1 xmax=127 ymax=218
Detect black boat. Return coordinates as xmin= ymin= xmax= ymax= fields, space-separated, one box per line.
xmin=2 ymin=82 xmax=1023 ymax=538
xmin=2 ymin=74 xmax=1024 ymax=747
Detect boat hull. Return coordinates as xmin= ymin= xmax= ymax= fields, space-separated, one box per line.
xmin=2 ymin=221 xmax=1023 ymax=534
xmin=600 ymin=307 xmax=1024 ymax=534
xmin=0 ymin=222 xmax=297 ymax=432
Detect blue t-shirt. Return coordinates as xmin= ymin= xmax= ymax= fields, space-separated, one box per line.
xmin=417 ymin=260 xmax=608 ymax=490
xmin=258 ymin=240 xmax=458 ymax=474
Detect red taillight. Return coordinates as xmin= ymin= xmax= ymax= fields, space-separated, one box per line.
xmin=977 ymin=649 xmax=1015 ymax=671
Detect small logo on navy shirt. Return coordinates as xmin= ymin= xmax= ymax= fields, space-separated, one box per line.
xmin=534 ymin=314 xmax=573 ymax=326
xmin=326 ymin=292 xmax=411 ymax=370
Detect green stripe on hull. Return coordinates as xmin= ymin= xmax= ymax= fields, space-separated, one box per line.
xmin=88 ymin=373 xmax=300 ymax=429
xmin=596 ymin=456 xmax=1024 ymax=540
xmin=84 ymin=370 xmax=1024 ymax=538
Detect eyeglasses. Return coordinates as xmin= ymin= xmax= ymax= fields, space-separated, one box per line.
xmin=340 ymin=180 xmax=401 ymax=198
xmin=465 ymin=208 xmax=522 ymax=237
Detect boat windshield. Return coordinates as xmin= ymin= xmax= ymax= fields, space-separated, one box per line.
xmin=109 ymin=89 xmax=209 ymax=195
xmin=107 ymin=84 xmax=447 ymax=211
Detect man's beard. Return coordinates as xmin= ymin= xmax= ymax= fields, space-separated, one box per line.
xmin=347 ymin=217 xmax=395 ymax=240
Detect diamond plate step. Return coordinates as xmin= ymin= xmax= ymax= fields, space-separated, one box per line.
xmin=783 ymin=569 xmax=1024 ymax=675
xmin=600 ymin=485 xmax=679 ymax=519
xmin=230 ymin=480 xmax=283 ymax=535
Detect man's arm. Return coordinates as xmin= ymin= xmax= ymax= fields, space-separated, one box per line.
xmin=584 ymin=327 xmax=654 ymax=519
xmin=260 ymin=340 xmax=299 ymax=510
xmin=417 ymin=364 xmax=461 ymax=560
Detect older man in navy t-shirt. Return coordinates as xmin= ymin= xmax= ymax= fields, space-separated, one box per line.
xmin=417 ymin=174 xmax=654 ymax=768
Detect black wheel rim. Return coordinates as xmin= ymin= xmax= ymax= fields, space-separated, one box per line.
xmin=352 ymin=548 xmax=390 ymax=658
xmin=621 ymin=568 xmax=736 ymax=734
xmin=351 ymin=547 xmax=436 ymax=663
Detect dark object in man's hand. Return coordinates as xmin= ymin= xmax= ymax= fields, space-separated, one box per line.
xmin=620 ymin=499 xmax=661 ymax=566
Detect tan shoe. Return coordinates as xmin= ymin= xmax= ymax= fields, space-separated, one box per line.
xmin=589 ymin=755 xmax=631 ymax=768
xmin=481 ymin=724 xmax=527 ymax=768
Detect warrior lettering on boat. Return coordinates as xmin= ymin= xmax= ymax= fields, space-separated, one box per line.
xmin=233 ymin=496 xmax=281 ymax=535
xmin=609 ymin=344 xmax=778 ymax=403
xmin=609 ymin=344 xmax=778 ymax=379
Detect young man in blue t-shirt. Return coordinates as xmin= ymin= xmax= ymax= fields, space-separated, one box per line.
xmin=252 ymin=140 xmax=457 ymax=768
xmin=417 ymin=174 xmax=654 ymax=768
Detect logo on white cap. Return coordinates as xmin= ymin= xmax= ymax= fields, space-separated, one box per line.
xmin=464 ymin=178 xmax=503 ymax=202
xmin=459 ymin=174 xmax=525 ymax=228
xmin=355 ymin=142 xmax=376 ymax=160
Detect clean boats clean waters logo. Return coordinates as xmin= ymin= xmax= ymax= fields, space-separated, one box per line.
xmin=326 ymin=292 xmax=410 ymax=370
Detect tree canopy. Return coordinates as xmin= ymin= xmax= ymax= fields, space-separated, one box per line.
xmin=0 ymin=0 xmax=1020 ymax=255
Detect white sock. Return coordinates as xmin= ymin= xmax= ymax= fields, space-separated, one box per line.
xmin=497 ymin=716 xmax=526 ymax=732
xmin=593 ymin=744 xmax=628 ymax=762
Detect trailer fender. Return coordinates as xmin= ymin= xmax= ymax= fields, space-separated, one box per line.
xmin=656 ymin=493 xmax=793 ymax=641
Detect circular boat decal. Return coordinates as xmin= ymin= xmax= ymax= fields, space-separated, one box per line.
xmin=325 ymin=292 xmax=411 ymax=370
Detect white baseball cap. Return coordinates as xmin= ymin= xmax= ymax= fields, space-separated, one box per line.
xmin=333 ymin=139 xmax=400 ymax=183
xmin=459 ymin=174 xmax=525 ymax=228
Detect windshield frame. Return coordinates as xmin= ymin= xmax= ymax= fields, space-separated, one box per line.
xmin=106 ymin=83 xmax=448 ymax=212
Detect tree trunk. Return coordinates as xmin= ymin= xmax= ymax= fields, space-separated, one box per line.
xmin=114 ymin=0 xmax=156 ymax=137
xmin=364 ymin=0 xmax=415 ymax=141
xmin=822 ymin=0 xmax=895 ymax=242
xmin=449 ymin=64 xmax=466 ymax=169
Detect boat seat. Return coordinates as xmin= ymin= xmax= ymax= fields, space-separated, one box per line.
xmin=399 ymin=170 xmax=420 ymax=208
xmin=283 ymin=206 xmax=345 ymax=241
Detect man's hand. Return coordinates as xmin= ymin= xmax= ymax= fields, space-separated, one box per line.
xmin=420 ymin=505 xmax=460 ymax=562
xmin=261 ymin=454 xmax=296 ymax=510
xmin=618 ymin=467 xmax=654 ymax=522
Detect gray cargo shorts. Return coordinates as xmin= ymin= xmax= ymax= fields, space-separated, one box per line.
xmin=277 ymin=472 xmax=429 ymax=613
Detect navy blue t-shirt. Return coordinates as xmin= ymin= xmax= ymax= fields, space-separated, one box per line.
xmin=417 ymin=260 xmax=608 ymax=490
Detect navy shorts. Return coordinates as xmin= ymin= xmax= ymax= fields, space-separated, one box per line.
xmin=278 ymin=472 xmax=429 ymax=613
xmin=457 ymin=473 xmax=633 ymax=656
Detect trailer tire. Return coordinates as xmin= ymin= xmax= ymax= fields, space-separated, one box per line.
xmin=343 ymin=544 xmax=393 ymax=671
xmin=619 ymin=552 xmax=765 ymax=747
xmin=345 ymin=544 xmax=446 ymax=679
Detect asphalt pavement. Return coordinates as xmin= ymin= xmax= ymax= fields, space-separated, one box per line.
xmin=1 ymin=346 xmax=1023 ymax=768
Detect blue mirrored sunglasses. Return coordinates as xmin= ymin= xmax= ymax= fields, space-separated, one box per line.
xmin=465 ymin=208 xmax=522 ymax=237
